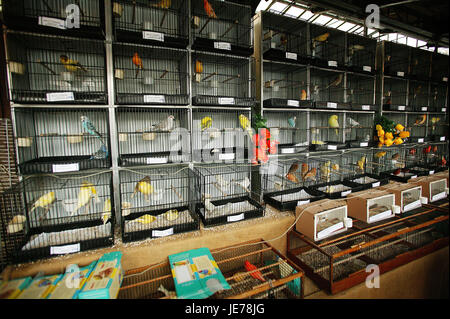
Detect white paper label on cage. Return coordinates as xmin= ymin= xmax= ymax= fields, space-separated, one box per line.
xmin=287 ymin=100 xmax=299 ymax=107
xmin=403 ymin=199 xmax=421 ymax=212
xmin=219 ymin=153 xmax=235 ymax=160
xmin=327 ymin=102 xmax=337 ymax=109
xmin=146 ymin=157 xmax=168 ymax=164
xmin=440 ymin=136 xmax=446 ymax=141
xmin=443 ymin=77 xmax=448 ymax=82
xmin=418 ymin=138 xmax=424 ymax=143
xmin=359 ymin=142 xmax=369 ymax=147
xmin=441 ymin=108 xmax=447 ymax=112
xmin=369 ymin=209 xmax=392 ymax=223
xmin=227 ymin=213 xmax=245 ymax=223
xmin=281 ymin=148 xmax=295 ymax=154
xmin=361 ymin=105 xmax=370 ymax=110
xmin=421 ymin=107 xmax=428 ymax=111
xmin=38 ymin=16 xmax=67 ymax=29
xmin=341 ymin=190 xmax=351 ymax=197
xmin=372 ymin=182 xmax=381 ymax=188
xmin=152 ymin=228 xmax=174 ymax=237
xmin=363 ymin=66 xmax=372 ymax=72
xmin=52 ymin=163 xmax=79 ymax=173
xmin=432 ymin=192 xmax=446 ymax=202
xmin=286 ymin=52 xmax=297 ymax=60
xmin=429 ymin=170 xmax=435 ymax=175
xmin=328 ymin=60 xmax=338 ymax=67
xmin=50 ymin=243 xmax=80 ymax=255
xmin=317 ymin=221 xmax=344 ymax=240
xmin=143 ymin=31 xmax=164 ymax=42
xmin=411 ymin=175 xmax=417 ymax=179
xmin=214 ymin=42 xmax=231 ymax=51
xmin=46 ymin=92 xmax=74 ymax=102
xmin=397 ymin=105 xmax=405 ymax=111
xmin=218 ymin=97 xmax=235 ymax=105
xmin=144 ymin=95 xmax=166 ymax=103
xmin=297 ymin=200 xmax=310 ymax=206
xmin=397 ymin=71 xmax=404 ymax=77
xmin=327 ymin=145 xmax=337 ymax=150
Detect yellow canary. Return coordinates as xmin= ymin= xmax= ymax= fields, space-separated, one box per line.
xmin=60 ymin=55 xmax=88 ymax=73
xmin=431 ymin=117 xmax=440 ymax=124
xmin=314 ymin=32 xmax=330 ymax=43
xmin=132 ymin=176 xmax=154 ymax=201
xmin=331 ymin=163 xmax=339 ymax=171
xmin=72 ymin=182 xmax=99 ymax=215
xmin=414 ymin=114 xmax=427 ymax=125
xmin=239 ymin=114 xmax=253 ymax=138
xmin=30 ymin=191 xmax=56 ymax=213
xmin=164 ymin=209 xmax=179 ymax=221
xmin=195 ymin=60 xmax=203 ymax=74
xmin=328 ymin=115 xmax=339 ymax=135
xmin=201 ymin=116 xmax=212 ymax=131
xmin=357 ymin=156 xmax=366 ymax=172
xmin=375 ymin=151 xmax=387 ymax=158
xmin=133 ymin=214 xmax=156 ymax=224
xmin=320 ymin=161 xmax=331 ymax=181
xmin=102 ymin=198 xmax=111 ymax=225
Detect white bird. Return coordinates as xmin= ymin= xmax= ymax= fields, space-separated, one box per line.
xmin=154 ymin=115 xmax=175 ymax=131
xmin=346 ymin=117 xmax=361 ymax=128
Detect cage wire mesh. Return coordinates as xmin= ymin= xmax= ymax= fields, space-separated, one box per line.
xmin=6 ymin=32 xmax=107 ymax=104
xmin=113 ymin=43 xmax=189 ymax=105
xmin=424 ymin=142 xmax=448 ymax=171
xmin=309 ymin=111 xmax=345 ymax=151
xmin=344 ymin=111 xmax=375 ymax=148
xmin=429 ymin=83 xmax=448 ymax=112
xmin=403 ymin=143 xmax=428 ymax=171
xmin=346 ymin=33 xmax=376 ymax=74
xmin=262 ymin=11 xmax=308 ymax=63
xmin=310 ymin=68 xmax=347 ymax=109
xmin=383 ymin=41 xmax=410 ymax=77
xmin=346 ymin=73 xmax=376 ymax=110
xmin=191 ymin=0 xmax=253 ymax=55
xmin=345 ymin=148 xmax=388 ymax=190
xmin=2 ymin=0 xmax=105 ymax=38
xmin=431 ymin=53 xmax=449 ymax=82
xmin=193 ymin=163 xmax=263 ymax=227
xmin=113 ymin=0 xmax=189 ymax=47
xmin=192 ymin=51 xmax=255 ymax=107
xmin=382 ymin=77 xmax=408 ymax=111
xmin=262 ymin=61 xmax=311 ymax=108
xmin=116 ymin=107 xmax=190 ymax=166
xmin=0 ymin=171 xmax=114 ymax=263
xmin=310 ymin=25 xmax=346 ymax=68
xmin=408 ymin=80 xmax=430 ymax=111
xmin=407 ymin=112 xmax=428 ymax=142
xmin=14 ymin=108 xmax=110 ymax=175
xmin=119 ymin=165 xmax=199 ymax=242
xmin=192 ymin=108 xmax=251 ymax=163
xmin=409 ymin=48 xmax=431 ymax=80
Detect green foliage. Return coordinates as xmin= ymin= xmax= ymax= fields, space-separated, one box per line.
xmin=374 ymin=115 xmax=396 ymax=133
xmin=252 ymin=113 xmax=268 ymax=131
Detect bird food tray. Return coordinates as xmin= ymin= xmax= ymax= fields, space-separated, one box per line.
xmin=347 ymin=173 xmax=389 ymax=191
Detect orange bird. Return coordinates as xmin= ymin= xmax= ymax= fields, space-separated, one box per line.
xmin=132 ymin=52 xmax=143 ymax=78
xmin=244 ymin=260 xmax=265 ymax=282
xmin=203 ymin=0 xmax=217 ymax=18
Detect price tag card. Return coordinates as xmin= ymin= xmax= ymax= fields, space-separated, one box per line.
xmin=287 ymin=100 xmax=299 ymax=107
xmin=418 ymin=138 xmax=424 ymax=143
xmin=143 ymin=31 xmax=164 ymax=42
xmin=429 ymin=170 xmax=435 ymax=175
xmin=286 ymin=52 xmax=297 ymax=60
xmin=218 ymin=97 xmax=235 ymax=105
xmin=440 ymin=136 xmax=446 ymax=141
xmin=372 ymin=182 xmax=381 ymax=188
xmin=144 ymin=95 xmax=166 ymax=103
xmin=52 ymin=163 xmax=79 ymax=173
xmin=327 ymin=145 xmax=337 ymax=150
xmin=327 ymin=102 xmax=337 ymax=109
xmin=397 ymin=71 xmax=404 ymax=77
xmin=341 ymin=190 xmax=352 ymax=197
xmin=359 ymin=142 xmax=369 ymax=147
xmin=147 ymin=157 xmax=168 ymax=164
xmin=328 ymin=60 xmax=338 ymax=67
xmin=152 ymin=228 xmax=174 ymax=238
xmin=397 ymin=105 xmax=406 ymax=111
xmin=39 ymin=16 xmax=66 ymax=29
xmin=227 ymin=213 xmax=244 ymax=223
xmin=363 ymin=66 xmax=372 ymax=72
xmin=214 ymin=42 xmax=231 ymax=51
xmin=361 ymin=105 xmax=371 ymax=110
xmin=297 ymin=199 xmax=310 ymax=206
xmin=51 ymin=243 xmax=80 ymax=255
xmin=441 ymin=108 xmax=447 ymax=113
xmin=47 ymin=92 xmax=75 ymax=102
xmin=421 ymin=107 xmax=428 ymax=111
xmin=443 ymin=77 xmax=448 ymax=82
xmin=281 ymin=148 xmax=295 ymax=154
xmin=219 ymin=153 xmax=235 ymax=160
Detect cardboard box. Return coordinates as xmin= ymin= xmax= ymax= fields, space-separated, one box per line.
xmin=0 ymin=277 xmax=32 ymax=299
xmin=433 ymin=170 xmax=449 ymax=185
xmin=410 ymin=175 xmax=448 ymax=203
xmin=295 ymin=198 xmax=349 ymax=241
xmin=379 ymin=182 xmax=422 ymax=213
xmin=17 ymin=274 xmax=63 ymax=299
xmin=346 ymin=189 xmax=397 ymax=223
xmin=78 ymin=251 xmax=123 ymax=299
xmin=48 ymin=261 xmax=97 ymax=299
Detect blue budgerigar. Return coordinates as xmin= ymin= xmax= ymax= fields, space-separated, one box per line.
xmin=288 ymin=116 xmax=296 ymax=128
xmin=81 ymin=116 xmax=104 ymax=143
xmin=90 ymin=144 xmax=109 ymax=160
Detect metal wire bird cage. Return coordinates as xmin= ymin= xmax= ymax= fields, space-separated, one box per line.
xmin=376 ymin=146 xmax=421 ymax=182
xmin=191 ymin=108 xmax=251 ymax=163
xmin=406 ymin=112 xmax=428 ymax=143
xmin=408 ymin=80 xmax=430 ymax=112
xmin=344 ymin=111 xmax=375 ymax=148
xmin=382 ymin=77 xmax=409 ymax=111
xmin=191 ymin=0 xmax=253 ymax=56
xmin=118 ymin=239 xmax=304 ymax=299
xmin=346 ymin=73 xmax=376 ymax=111
xmin=287 ymin=206 xmax=449 ymax=294
xmin=119 ymin=165 xmax=199 ymax=243
xmin=113 ymin=0 xmax=189 ymax=48
xmin=193 ymin=163 xmax=263 ymax=227
xmin=5 ymin=32 xmax=107 ymax=105
xmin=309 ymin=24 xmax=346 ymax=69
xmin=423 ymin=142 xmax=449 ymax=173
xmin=0 ymin=171 xmax=115 ymax=264
xmin=409 ymin=47 xmax=431 ymax=80
xmin=429 ymin=82 xmax=448 ymax=113
xmin=116 ymin=107 xmax=190 ymax=166
xmin=310 ymin=68 xmax=348 ymax=110
xmin=346 ymin=33 xmax=377 ymax=74
xmin=113 ymin=43 xmax=189 ymax=105
xmin=13 ymin=108 xmax=111 ymax=175
xmin=262 ymin=61 xmax=311 ymax=108
xmin=382 ymin=41 xmax=410 ymax=78
xmin=403 ymin=143 xmax=433 ymax=176
xmin=431 ymin=52 xmax=449 ymax=83
xmin=261 ymin=11 xmax=309 ymax=64
xmin=191 ymin=51 xmax=255 ymax=107
xmin=309 ymin=111 xmax=346 ymax=151
xmin=1 ymin=0 xmax=105 ymax=39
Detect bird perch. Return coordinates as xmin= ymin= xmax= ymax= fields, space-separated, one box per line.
xmin=160 ymin=69 xmax=169 ymax=79
xmin=221 ymin=20 xmax=238 ymax=38
xmin=202 ymin=72 xmax=217 ymax=82
xmin=198 ymin=18 xmax=212 ymax=34
xmin=36 ymin=59 xmax=56 ymax=75
xmin=222 ymin=74 xmax=240 ymax=83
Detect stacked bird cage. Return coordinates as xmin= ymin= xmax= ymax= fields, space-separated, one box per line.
xmin=1 ymin=0 xmax=105 ymax=38
xmin=263 ymin=110 xmax=308 ymax=155
xmin=346 ymin=33 xmax=377 ymax=74
xmin=191 ymin=51 xmax=255 ymax=107
xmin=193 ymin=163 xmax=263 ymax=227
xmin=191 ymin=108 xmax=251 ymax=163
xmin=261 ymin=11 xmax=309 ymax=64
xmin=400 ymin=143 xmax=429 ymax=176
xmin=427 ymin=112 xmax=448 ymax=141
xmin=0 ymin=171 xmax=114 ymax=263
xmin=113 ymin=43 xmax=189 ymax=105
xmin=376 ymin=146 xmax=419 ymax=183
xmin=113 ymin=0 xmax=189 ymax=48
xmin=344 ymin=111 xmax=375 ymax=148
xmin=14 ymin=108 xmax=111 ymax=175
xmin=309 ymin=111 xmax=346 ymax=151
xmin=118 ymin=239 xmax=304 ymax=299
xmin=6 ymin=32 xmax=107 ymax=104
xmin=431 ymin=52 xmax=449 ymax=83
xmin=262 ymin=61 xmax=311 ymax=108
xmin=262 ymin=157 xmax=326 ymax=211
xmin=423 ymin=142 xmax=449 ymax=173
xmin=382 ymin=41 xmax=410 ymax=78
xmin=406 ymin=112 xmax=428 ymax=143
xmin=191 ymin=0 xmax=253 ymax=56
xmin=382 ymin=77 xmax=409 ymax=111
xmin=342 ymin=148 xmax=389 ymax=190
xmin=408 ymin=80 xmax=430 ymax=112
xmin=429 ymin=82 xmax=448 ymax=113
xmin=116 ymin=107 xmax=190 ymax=166
xmin=310 ymin=68 xmax=348 ymax=110
xmin=119 ymin=165 xmax=199 ymax=242
xmin=346 ymin=73 xmax=376 ymax=111
xmin=409 ymin=47 xmax=431 ymax=81
xmin=309 ymin=24 xmax=346 ymax=69
xmin=287 ymin=207 xmax=449 ymax=294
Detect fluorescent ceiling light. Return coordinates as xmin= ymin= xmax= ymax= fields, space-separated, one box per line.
xmin=299 ymin=10 xmax=314 ymax=21
xmin=313 ymin=15 xmax=332 ymax=25
xmin=285 ymin=6 xmax=304 ymax=17
xmin=270 ymin=2 xmax=288 ymax=13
